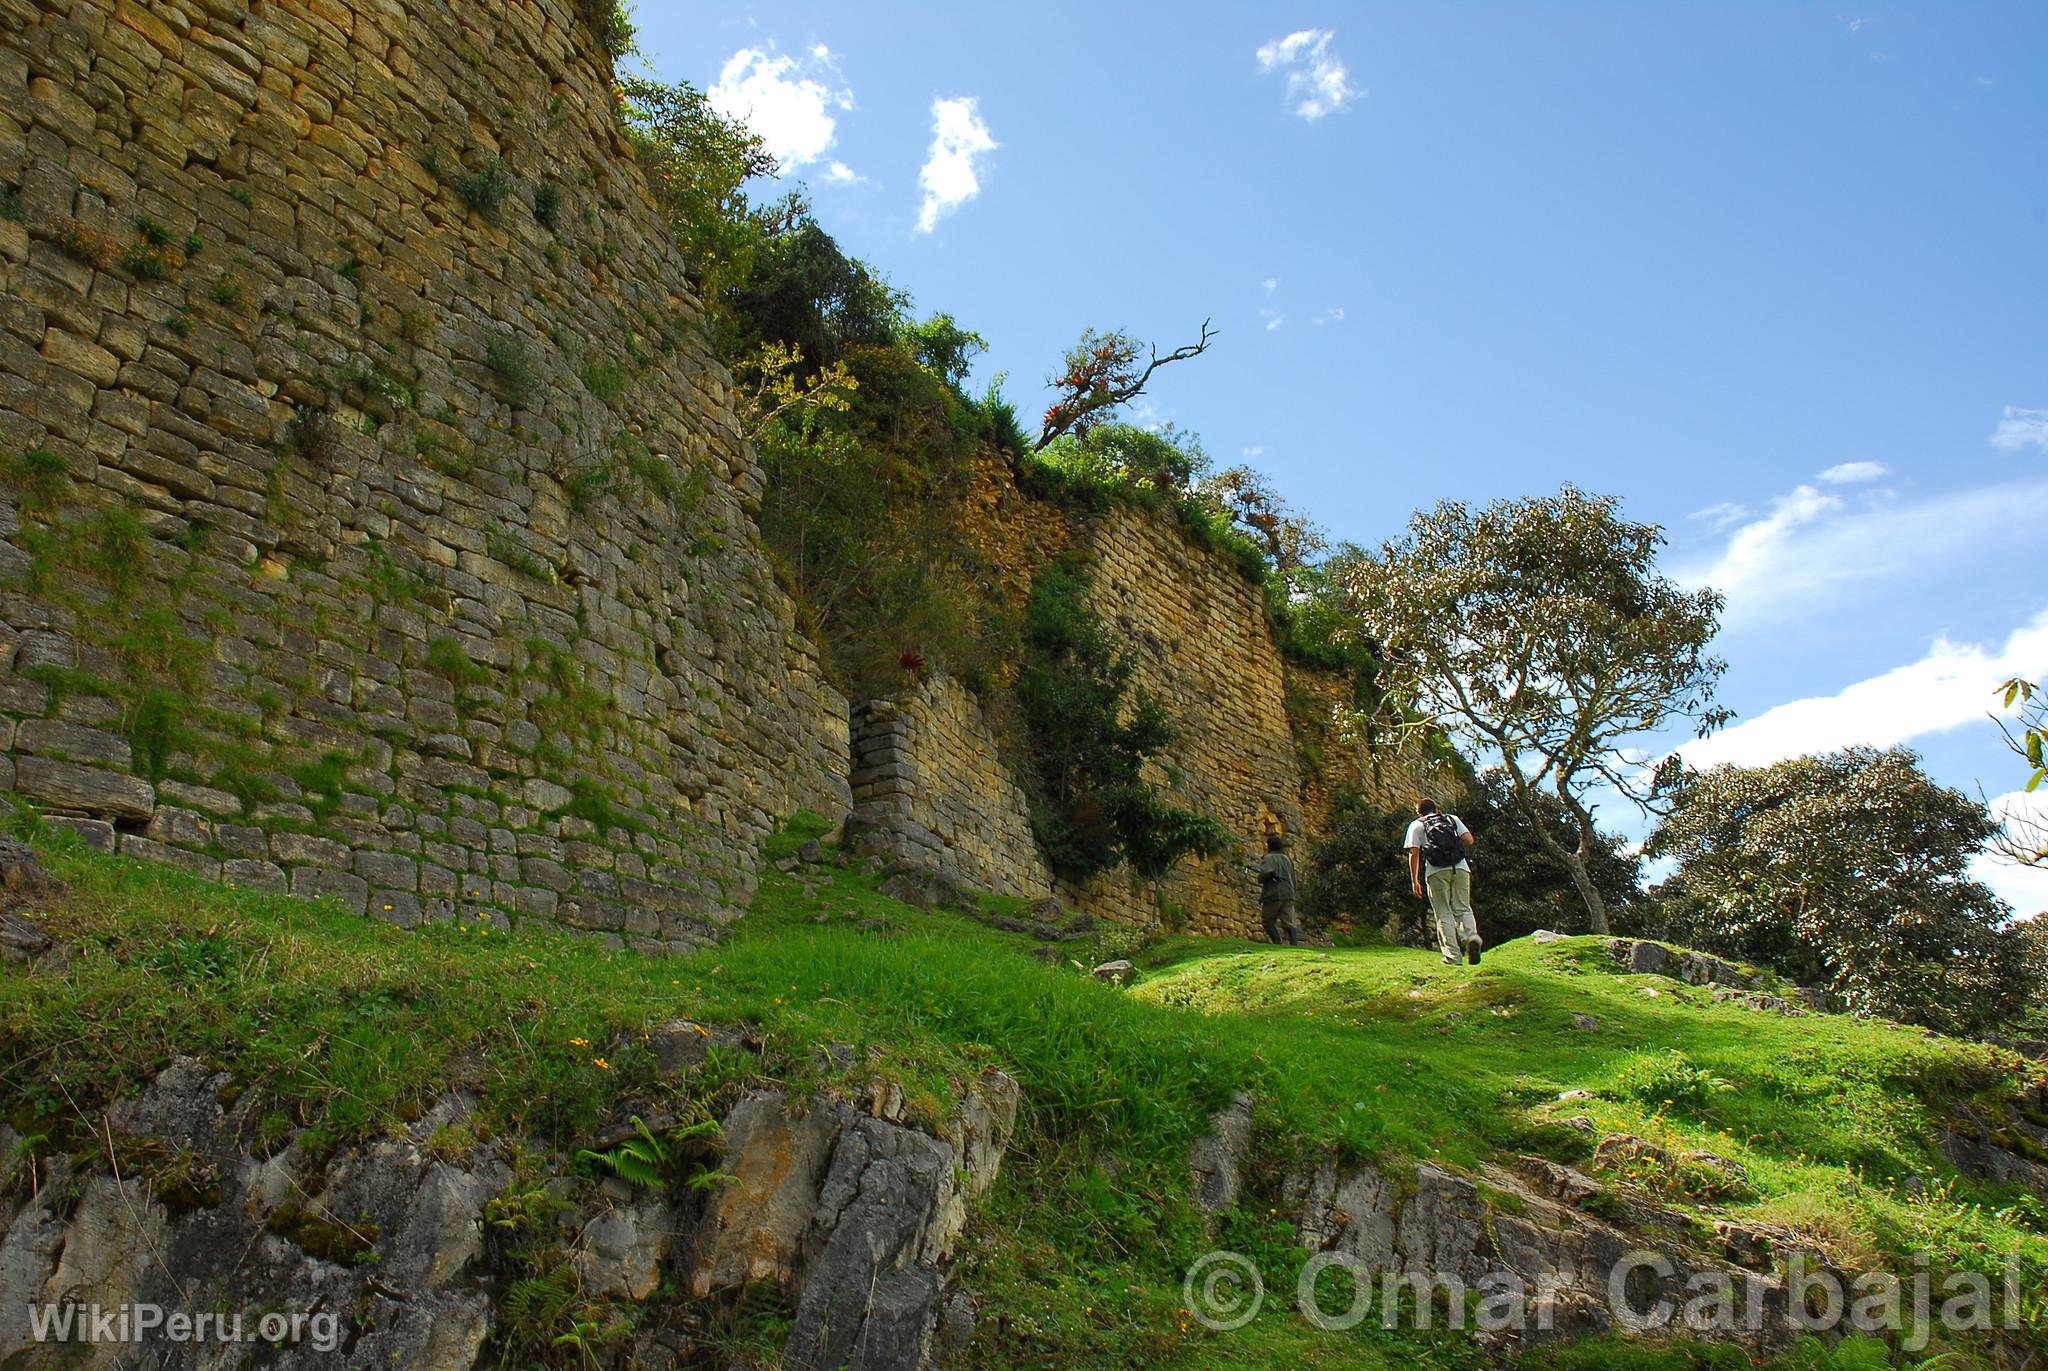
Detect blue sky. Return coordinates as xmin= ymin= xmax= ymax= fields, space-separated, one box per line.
xmin=631 ymin=3 xmax=2048 ymax=912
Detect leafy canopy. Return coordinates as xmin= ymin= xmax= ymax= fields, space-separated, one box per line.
xmin=1345 ymin=485 xmax=1727 ymax=932
xmin=1646 ymin=746 xmax=2040 ymax=1035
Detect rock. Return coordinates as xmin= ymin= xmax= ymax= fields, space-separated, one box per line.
xmin=1571 ymin=1013 xmax=1599 ymax=1032
xmin=0 ymin=911 xmax=53 ymax=964
xmin=573 ymin=1196 xmax=675 ymax=1299
xmin=1627 ymin=941 xmax=1670 ymax=976
xmin=684 ymin=1092 xmax=845 ymax=1296
xmin=1030 ymin=922 xmax=1063 ymax=942
xmin=1532 ymin=928 xmax=1568 ymax=944
xmin=797 ymin=839 xmax=825 ymax=864
xmin=774 ymin=855 xmax=800 ymax=873
xmin=1593 ymin=1133 xmax=1671 ymax=1174
xmin=1557 ymin=1089 xmax=1596 ymax=1102
xmin=988 ymin=915 xmax=1031 ymax=934
xmin=1027 ymin=897 xmax=1065 ymax=922
xmin=642 ymin=1019 xmax=748 ymax=1075
xmin=926 ymin=868 xmax=977 ymax=910
xmin=0 ymin=837 xmax=52 ymax=892
xmin=1188 ymin=1091 xmax=1255 ymax=1222
xmin=1063 ymin=911 xmax=1095 ymax=935
xmin=877 ymin=873 xmax=931 ymax=907
xmin=1091 ymin=959 xmax=1134 ymax=984
xmin=1028 ymin=946 xmax=1061 ymax=964
xmin=1684 ymin=1151 xmax=1750 ymax=1187
xmin=1520 ymin=1156 xmax=1602 ymax=1205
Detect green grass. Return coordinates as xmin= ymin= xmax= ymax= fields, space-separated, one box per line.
xmin=0 ymin=817 xmax=2041 ymax=1368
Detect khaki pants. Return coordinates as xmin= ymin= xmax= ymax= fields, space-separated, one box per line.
xmin=1425 ymin=866 xmax=1480 ymax=962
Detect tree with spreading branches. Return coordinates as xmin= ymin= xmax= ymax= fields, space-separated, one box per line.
xmin=1344 ymin=486 xmax=1729 ymax=934
xmin=1989 ymin=675 xmax=2048 ymax=870
xmin=1034 ymin=321 xmax=1215 ymax=450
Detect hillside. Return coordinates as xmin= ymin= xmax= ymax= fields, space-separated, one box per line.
xmin=3 ymin=825 xmax=2043 ymax=1368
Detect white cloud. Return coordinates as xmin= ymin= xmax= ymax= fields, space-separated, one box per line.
xmin=822 ymin=161 xmax=866 ymax=185
xmin=915 ymin=97 xmax=996 ymax=234
xmin=1261 ymin=277 xmax=1279 ymax=295
xmin=1312 ymin=305 xmax=1346 ymax=326
xmin=1818 ymin=461 xmax=1887 ymax=484
xmin=1991 ymin=405 xmax=2048 ymax=454
xmin=1686 ymin=501 xmax=1752 ymax=531
xmin=1242 ymin=445 xmax=1265 ymax=457
xmin=1677 ymin=477 xmax=2048 ymax=629
xmin=1677 ymin=609 xmax=2048 ymax=773
xmin=1975 ymin=791 xmax=2048 ymax=916
xmin=1256 ymin=29 xmax=1359 ymax=120
xmin=708 ymin=44 xmax=855 ymax=172
xmin=1265 ymin=315 xmax=1284 ymax=332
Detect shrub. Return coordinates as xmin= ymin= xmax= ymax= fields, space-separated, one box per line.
xmin=616 ymin=76 xmax=775 ymax=305
xmin=1014 ymin=554 xmax=1231 ymax=880
xmin=1608 ymin=1050 xmax=1735 ymax=1112
xmin=1 ymin=447 xmax=70 ymax=512
xmin=484 ymin=330 xmax=536 ymax=407
xmin=451 ymin=154 xmax=512 ymax=219
xmin=208 ymin=274 xmax=244 ymax=309
xmin=584 ymin=0 xmax=636 ymax=57
xmin=0 ymin=186 xmax=22 ymax=221
xmin=578 ymin=359 xmax=623 ymax=404
xmin=284 ymin=404 xmax=340 ymax=464
xmin=531 ymin=180 xmax=562 ymax=230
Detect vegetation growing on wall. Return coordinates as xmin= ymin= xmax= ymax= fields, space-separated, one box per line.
xmin=1014 ymin=554 xmax=1231 ymax=880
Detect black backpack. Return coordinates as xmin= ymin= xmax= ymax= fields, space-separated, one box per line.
xmin=1421 ymin=814 xmax=1464 ymax=868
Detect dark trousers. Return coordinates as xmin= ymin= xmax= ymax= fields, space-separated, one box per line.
xmin=1262 ymin=900 xmax=1303 ymax=946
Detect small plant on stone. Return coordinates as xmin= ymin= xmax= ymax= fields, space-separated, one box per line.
xmin=284 ymin=403 xmax=340 ymax=464
xmin=209 ymin=274 xmax=245 ymax=309
xmin=531 ymin=180 xmax=562 ymax=230
xmin=484 ymin=330 xmax=536 ymax=407
xmin=227 ymin=185 xmax=254 ymax=207
xmin=451 ymin=154 xmax=512 ymax=220
xmin=49 ymin=218 xmax=114 ymax=269
xmin=577 ymin=359 xmax=622 ymax=404
xmin=0 ymin=186 xmax=23 ymax=222
xmin=1 ymin=448 xmax=70 ymax=512
xmin=132 ymin=213 xmax=174 ymax=246
xmin=120 ymin=239 xmax=180 ymax=281
xmin=166 ymin=311 xmax=193 ymax=337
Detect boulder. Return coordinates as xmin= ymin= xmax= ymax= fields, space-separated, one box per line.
xmin=1091 ymin=959 xmax=1134 ymax=985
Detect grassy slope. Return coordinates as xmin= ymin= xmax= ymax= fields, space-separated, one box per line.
xmin=1 ymin=818 xmax=2043 ymax=1370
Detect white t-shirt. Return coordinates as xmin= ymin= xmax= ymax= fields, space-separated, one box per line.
xmin=1403 ymin=814 xmax=1471 ymax=874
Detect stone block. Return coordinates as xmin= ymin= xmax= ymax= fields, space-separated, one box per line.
xmin=354 ymin=849 xmax=418 ymax=890
xmin=291 ymin=866 xmax=369 ymax=914
xmin=14 ymin=756 xmax=155 ymax=820
xmin=120 ymin=835 xmax=221 ymax=882
xmin=221 ymin=859 xmax=287 ymax=893
xmin=370 ymin=891 xmax=423 ymax=928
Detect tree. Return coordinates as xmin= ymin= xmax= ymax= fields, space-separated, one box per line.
xmin=614 ymin=76 xmax=777 ymax=305
xmin=1034 ymin=321 xmax=1215 ymax=450
xmin=1301 ymin=770 xmax=1641 ymax=946
xmin=1646 ymin=747 xmax=2040 ymax=1035
xmin=1990 ymin=676 xmax=2048 ymax=869
xmin=1195 ymin=465 xmax=1326 ymax=573
xmin=1344 ymin=487 xmax=1727 ymax=934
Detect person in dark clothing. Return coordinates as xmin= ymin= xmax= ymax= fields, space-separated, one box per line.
xmin=1253 ymin=833 xmax=1303 ymax=946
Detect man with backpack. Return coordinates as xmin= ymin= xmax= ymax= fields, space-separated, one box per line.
xmin=1253 ymin=833 xmax=1303 ymax=946
xmin=1405 ymin=798 xmax=1481 ymax=965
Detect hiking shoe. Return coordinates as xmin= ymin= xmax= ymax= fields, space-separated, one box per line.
xmin=1463 ymin=938 xmax=1483 ymax=965
xmin=1441 ymin=954 xmax=1461 ymax=966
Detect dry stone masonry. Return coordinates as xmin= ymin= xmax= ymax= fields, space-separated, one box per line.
xmin=0 ymin=0 xmax=851 ymax=948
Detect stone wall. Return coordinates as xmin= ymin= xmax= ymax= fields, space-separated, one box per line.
xmin=0 ymin=0 xmax=850 ymax=949
xmin=851 ymin=456 xmax=1380 ymax=938
xmin=848 ymin=679 xmax=1052 ymax=901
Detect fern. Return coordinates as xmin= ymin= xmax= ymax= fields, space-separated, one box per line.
xmin=576 ymin=1115 xmax=667 ymax=1189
